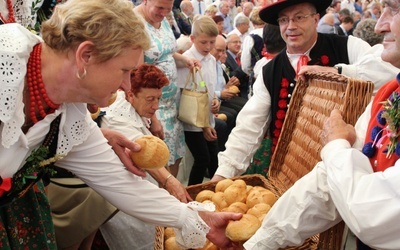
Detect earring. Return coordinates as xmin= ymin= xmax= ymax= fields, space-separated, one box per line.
xmin=76 ymin=68 xmax=87 ymax=80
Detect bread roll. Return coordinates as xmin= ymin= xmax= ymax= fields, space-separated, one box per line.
xmin=216 ymin=113 xmax=227 ymax=121
xmin=247 ymin=203 xmax=271 ymax=220
xmin=246 ymin=188 xmax=277 ymax=208
xmin=165 ymin=237 xmax=184 ymax=250
xmin=215 ymin=179 xmax=234 ymax=193
xmin=195 ymin=239 xmax=218 ymax=250
xmin=196 ymin=190 xmax=215 ymax=203
xmin=222 ymin=201 xmax=248 ymax=214
xmin=224 ymin=179 xmax=247 ymax=205
xmin=129 ymin=135 xmax=169 ymax=170
xmin=164 ymin=227 xmax=176 ymax=240
xmin=226 ymin=214 xmax=261 ymax=242
xmin=246 ymin=185 xmax=253 ymax=194
xmin=228 ymin=85 xmax=240 ymax=94
xmin=211 ymin=192 xmax=228 ymax=211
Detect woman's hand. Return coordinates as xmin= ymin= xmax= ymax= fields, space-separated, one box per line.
xmin=164 ymin=177 xmax=193 ymax=202
xmin=100 ymin=128 xmax=146 ymax=177
xmin=150 ymin=114 xmax=165 ymax=140
xmin=147 ymin=168 xmax=192 ymax=202
xmin=199 ymin=211 xmax=243 ymax=249
xmin=173 ymin=53 xmax=201 ymax=69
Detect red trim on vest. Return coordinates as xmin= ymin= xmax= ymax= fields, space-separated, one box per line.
xmin=364 ymin=79 xmax=400 ymax=172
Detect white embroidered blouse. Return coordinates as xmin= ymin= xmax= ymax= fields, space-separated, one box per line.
xmin=0 ymin=23 xmax=212 ymax=249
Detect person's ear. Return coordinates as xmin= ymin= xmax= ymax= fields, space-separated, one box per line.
xmin=75 ymin=41 xmax=95 ymax=66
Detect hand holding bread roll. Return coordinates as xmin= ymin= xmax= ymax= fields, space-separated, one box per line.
xmin=228 ymin=86 xmax=240 ymax=94
xmin=225 ymin=214 xmax=261 ymax=242
xmin=129 ymin=135 xmax=169 ymax=169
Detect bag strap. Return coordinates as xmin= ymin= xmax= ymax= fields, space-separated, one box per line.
xmin=183 ymin=67 xmax=208 ymax=93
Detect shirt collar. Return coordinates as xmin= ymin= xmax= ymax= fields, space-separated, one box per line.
xmin=188 ymin=45 xmax=213 ymax=62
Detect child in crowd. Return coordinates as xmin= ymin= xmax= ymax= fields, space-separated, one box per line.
xmin=177 ymin=16 xmax=222 ymax=185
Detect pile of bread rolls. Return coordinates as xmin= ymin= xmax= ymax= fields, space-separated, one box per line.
xmin=163 ymin=178 xmax=277 ymax=249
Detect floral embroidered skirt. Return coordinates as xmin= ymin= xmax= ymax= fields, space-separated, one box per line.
xmin=0 ymin=181 xmax=57 ymax=249
xmin=245 ymin=136 xmax=273 ymax=178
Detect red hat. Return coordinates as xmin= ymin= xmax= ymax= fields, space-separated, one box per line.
xmin=259 ymin=0 xmax=331 ymax=25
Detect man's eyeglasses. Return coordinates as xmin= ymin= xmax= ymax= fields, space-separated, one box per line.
xmin=277 ymin=13 xmax=316 ymax=26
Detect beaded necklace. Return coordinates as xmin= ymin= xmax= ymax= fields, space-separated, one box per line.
xmin=27 ymin=44 xmax=60 ymax=124
xmin=0 ymin=0 xmax=16 ymax=24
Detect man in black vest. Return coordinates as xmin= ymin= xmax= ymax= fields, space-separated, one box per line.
xmin=212 ymin=0 xmax=398 ymax=181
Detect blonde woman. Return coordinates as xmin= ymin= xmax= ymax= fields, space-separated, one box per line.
xmin=0 ymin=0 xmax=240 ymax=248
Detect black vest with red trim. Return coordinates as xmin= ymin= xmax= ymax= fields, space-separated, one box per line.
xmin=262 ymin=33 xmax=349 ymax=152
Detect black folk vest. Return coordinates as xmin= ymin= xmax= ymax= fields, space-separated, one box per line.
xmin=262 ymin=33 xmax=350 ymax=149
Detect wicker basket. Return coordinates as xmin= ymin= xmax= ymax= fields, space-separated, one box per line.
xmin=154 ymin=72 xmax=374 ymax=250
xmin=268 ymin=72 xmax=374 ymax=250
xmin=154 ymin=174 xmax=316 ymax=250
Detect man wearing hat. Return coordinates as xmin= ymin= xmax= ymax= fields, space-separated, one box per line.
xmin=212 ymin=0 xmax=397 ymax=179
xmin=211 ymin=0 xmax=400 ymax=249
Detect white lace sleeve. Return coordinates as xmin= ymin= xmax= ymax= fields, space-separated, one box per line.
xmin=174 ymin=201 xmax=215 ymax=249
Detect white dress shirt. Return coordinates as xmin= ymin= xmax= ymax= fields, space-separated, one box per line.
xmin=240 ymin=27 xmax=264 ymax=75
xmin=244 ymin=98 xmax=400 ymax=249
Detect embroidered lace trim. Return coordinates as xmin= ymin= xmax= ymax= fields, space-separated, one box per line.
xmin=0 ymin=24 xmax=90 ymax=153
xmin=175 ymin=201 xmax=214 ymax=248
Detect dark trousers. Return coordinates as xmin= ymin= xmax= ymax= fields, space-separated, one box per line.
xmin=222 ymin=96 xmax=247 ymax=114
xmin=217 ymin=107 xmax=236 ymax=152
xmin=185 ymin=131 xmax=219 ymax=185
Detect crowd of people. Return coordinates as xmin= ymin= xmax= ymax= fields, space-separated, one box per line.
xmin=1 ymin=0 xmax=400 ymax=249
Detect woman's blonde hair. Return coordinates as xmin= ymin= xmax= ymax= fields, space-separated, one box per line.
xmin=41 ymin=0 xmax=150 ymax=62
xmin=205 ymin=4 xmax=218 ymax=16
xmin=249 ymin=7 xmax=265 ymax=26
xmin=191 ymin=16 xmax=219 ymax=37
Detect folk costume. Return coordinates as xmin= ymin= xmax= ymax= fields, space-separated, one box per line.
xmin=0 ymin=23 xmax=216 ymax=250
xmin=244 ymin=74 xmax=400 ymax=250
xmin=220 ymin=31 xmax=398 ymax=179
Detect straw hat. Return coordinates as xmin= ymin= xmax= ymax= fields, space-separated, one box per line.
xmin=259 ymin=0 xmax=331 ymax=25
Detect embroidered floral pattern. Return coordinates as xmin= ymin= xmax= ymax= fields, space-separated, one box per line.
xmin=362 ymin=92 xmax=400 ymax=159
xmin=315 ymin=55 xmax=330 ymax=66
xmin=0 ymin=146 xmax=63 ymax=200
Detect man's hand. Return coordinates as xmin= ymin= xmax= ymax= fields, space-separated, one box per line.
xmin=321 ymin=109 xmax=356 ymax=146
xmin=298 ymin=65 xmax=339 ymax=81
xmin=211 ymin=175 xmax=225 ymax=182
xmin=220 ymin=89 xmax=237 ymax=100
xmin=100 ymin=128 xmax=146 ymax=177
xmin=203 ymin=127 xmax=218 ymax=141
xmin=199 ymin=211 xmax=243 ymax=249
xmin=211 ymin=98 xmax=220 ymax=114
xmin=226 ymin=76 xmax=240 ymax=87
